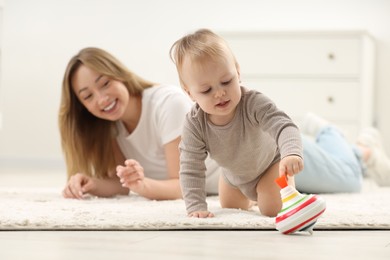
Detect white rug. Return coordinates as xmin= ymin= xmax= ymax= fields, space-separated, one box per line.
xmin=1 ymin=179 xmax=389 ymax=231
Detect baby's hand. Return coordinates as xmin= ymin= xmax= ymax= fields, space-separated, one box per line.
xmin=188 ymin=211 xmax=214 ymax=218
xmin=116 ymin=159 xmax=145 ymax=192
xmin=279 ymin=155 xmax=304 ymax=177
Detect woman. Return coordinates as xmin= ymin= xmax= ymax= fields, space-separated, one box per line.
xmin=59 ymin=47 xmax=220 ymax=199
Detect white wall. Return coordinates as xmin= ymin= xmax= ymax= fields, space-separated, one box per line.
xmin=1 ymin=0 xmax=390 ymax=169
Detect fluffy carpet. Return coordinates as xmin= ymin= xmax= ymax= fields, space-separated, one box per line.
xmin=1 ymin=179 xmax=389 ymax=231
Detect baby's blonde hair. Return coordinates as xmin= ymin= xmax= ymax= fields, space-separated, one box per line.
xmin=169 ymin=29 xmax=239 ymax=89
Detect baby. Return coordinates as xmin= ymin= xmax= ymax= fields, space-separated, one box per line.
xmin=170 ymin=29 xmax=303 ymax=218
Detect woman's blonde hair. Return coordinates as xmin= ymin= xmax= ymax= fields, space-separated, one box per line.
xmin=169 ymin=28 xmax=239 ymax=89
xmin=59 ymin=47 xmax=153 ymax=179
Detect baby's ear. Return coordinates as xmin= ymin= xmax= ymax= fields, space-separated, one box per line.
xmin=236 ymin=64 xmax=241 ymax=82
xmin=186 ymin=90 xmax=196 ymax=102
xmin=183 ymin=86 xmax=194 ymax=100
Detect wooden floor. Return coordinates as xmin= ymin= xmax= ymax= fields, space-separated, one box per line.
xmin=0 ymin=168 xmax=389 ymax=259
xmin=0 ymin=230 xmax=389 ymax=259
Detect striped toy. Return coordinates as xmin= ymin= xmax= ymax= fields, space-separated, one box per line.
xmin=274 ymin=176 xmax=326 ymax=235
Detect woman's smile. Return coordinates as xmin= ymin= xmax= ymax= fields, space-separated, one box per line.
xmin=103 ymin=99 xmax=117 ymax=112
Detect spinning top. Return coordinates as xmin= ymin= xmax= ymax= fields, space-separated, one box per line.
xmin=274 ymin=176 xmax=326 ymax=235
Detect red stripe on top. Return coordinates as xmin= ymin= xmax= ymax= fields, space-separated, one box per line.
xmin=275 ymin=195 xmax=318 ymax=223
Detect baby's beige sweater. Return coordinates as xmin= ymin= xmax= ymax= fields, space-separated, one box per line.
xmin=179 ymin=87 xmax=303 ymax=213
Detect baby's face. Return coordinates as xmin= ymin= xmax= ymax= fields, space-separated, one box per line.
xmin=180 ymin=54 xmax=241 ymax=126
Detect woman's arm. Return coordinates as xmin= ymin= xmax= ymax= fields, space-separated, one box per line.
xmin=62 ymin=173 xmax=129 ymax=199
xmin=86 ymin=175 xmax=129 ymax=197
xmin=117 ymin=137 xmax=183 ymax=200
xmin=63 ymin=139 xmax=129 ymax=199
xmin=143 ymin=136 xmax=182 ymax=199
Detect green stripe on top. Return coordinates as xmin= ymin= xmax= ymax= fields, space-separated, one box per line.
xmin=279 ymin=195 xmax=310 ymax=213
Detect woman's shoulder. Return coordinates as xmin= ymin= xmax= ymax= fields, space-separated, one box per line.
xmin=144 ymin=84 xmax=187 ymax=97
xmin=143 ymin=84 xmax=190 ymax=105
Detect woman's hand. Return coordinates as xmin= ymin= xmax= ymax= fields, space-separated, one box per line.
xmin=116 ymin=159 xmax=145 ymax=193
xmin=279 ymin=155 xmax=304 ymax=177
xmin=62 ymin=173 xmax=97 ymax=199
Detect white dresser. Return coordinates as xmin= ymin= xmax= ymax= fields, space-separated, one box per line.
xmin=221 ymin=31 xmax=375 ymax=141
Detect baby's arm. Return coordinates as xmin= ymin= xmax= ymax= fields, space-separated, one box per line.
xmin=276 ymin=125 xmax=304 ymax=177
xmin=279 ymin=155 xmax=304 ymax=177
xmin=180 ymin=116 xmax=210 ymax=217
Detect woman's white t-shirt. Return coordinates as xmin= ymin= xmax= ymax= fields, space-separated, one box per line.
xmin=115 ymin=85 xmax=219 ymax=192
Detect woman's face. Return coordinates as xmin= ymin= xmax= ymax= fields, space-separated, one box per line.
xmin=71 ymin=64 xmax=129 ymax=121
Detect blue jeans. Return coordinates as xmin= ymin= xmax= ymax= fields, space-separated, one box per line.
xmin=295 ymin=126 xmax=363 ymax=193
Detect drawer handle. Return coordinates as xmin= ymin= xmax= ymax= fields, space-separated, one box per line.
xmin=327 ymin=96 xmax=334 ymax=103
xmin=328 ymin=53 xmax=335 ymax=60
